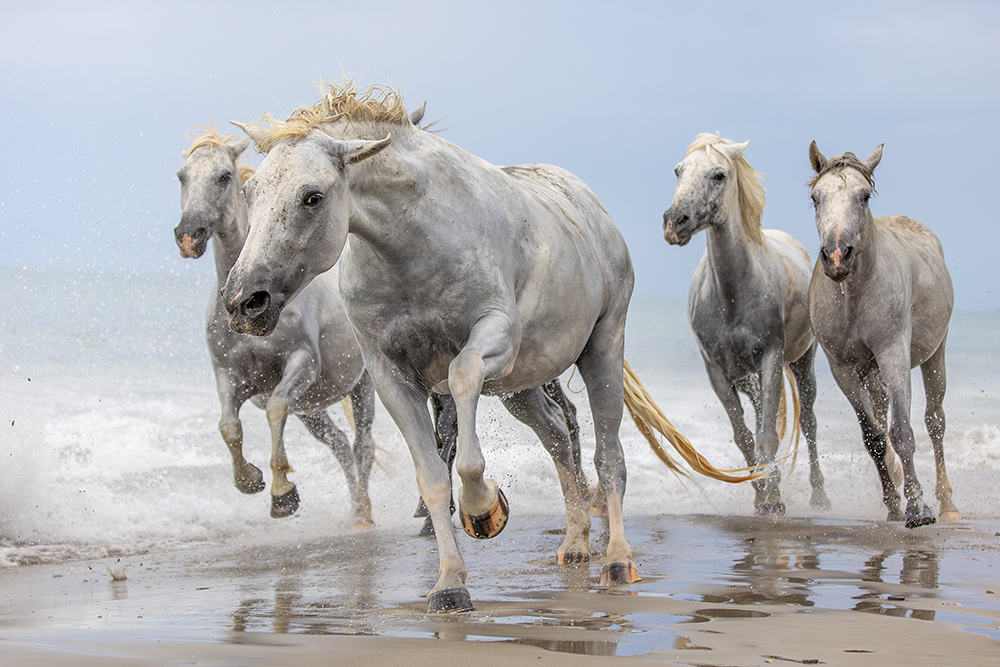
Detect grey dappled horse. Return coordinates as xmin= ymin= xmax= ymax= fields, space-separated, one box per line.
xmin=174 ymin=127 xmax=376 ymax=526
xmin=222 ymin=83 xmax=748 ymax=613
xmin=807 ymin=141 xmax=960 ymax=528
xmin=662 ymin=134 xmax=829 ymax=515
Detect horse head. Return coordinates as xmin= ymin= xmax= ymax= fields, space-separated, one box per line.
xmin=808 ymin=141 xmax=883 ymax=282
xmin=222 ymin=125 xmax=391 ymax=336
xmin=175 ymin=136 xmax=250 ymax=258
xmin=662 ymin=135 xmax=754 ymax=246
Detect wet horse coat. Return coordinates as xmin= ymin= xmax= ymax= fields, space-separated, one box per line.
xmin=223 ymin=84 xmax=749 ymax=612
xmin=662 ymin=134 xmax=829 ymax=514
xmin=174 ymin=128 xmax=376 ymax=525
xmin=807 ymin=142 xmax=959 ymax=528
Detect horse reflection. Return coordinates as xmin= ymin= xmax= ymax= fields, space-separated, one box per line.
xmin=854 ymin=550 xmax=939 ymax=621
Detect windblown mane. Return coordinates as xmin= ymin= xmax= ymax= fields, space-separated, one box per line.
xmin=182 ymin=124 xmax=255 ymax=184
xmin=248 ymin=80 xmax=411 ymax=154
xmin=808 ymin=152 xmax=876 ymax=191
xmin=686 ymin=133 xmax=766 ymax=246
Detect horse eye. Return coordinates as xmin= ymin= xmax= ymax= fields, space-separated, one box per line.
xmin=303 ymin=192 xmax=324 ymax=207
xmin=712 ymin=172 xmax=726 ymax=182
xmin=218 ymin=172 xmax=232 ymax=186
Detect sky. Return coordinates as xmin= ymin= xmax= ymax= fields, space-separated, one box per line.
xmin=2 ymin=1 xmax=998 ymax=310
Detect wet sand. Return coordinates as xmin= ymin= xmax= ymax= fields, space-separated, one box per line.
xmin=1 ymin=514 xmax=998 ymax=665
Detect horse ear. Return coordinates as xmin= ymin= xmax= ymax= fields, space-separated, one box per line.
xmin=320 ymin=134 xmax=393 ymax=168
xmin=228 ymin=137 xmax=250 ymax=160
xmin=409 ymin=102 xmax=427 ymax=126
xmin=809 ymin=141 xmax=827 ymax=173
xmin=864 ymin=144 xmax=883 ymax=174
xmin=230 ymin=121 xmax=268 ymax=150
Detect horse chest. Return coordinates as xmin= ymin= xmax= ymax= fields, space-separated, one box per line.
xmin=694 ymin=323 xmax=765 ymax=376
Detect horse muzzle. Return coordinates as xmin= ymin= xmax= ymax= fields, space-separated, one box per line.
xmin=223 ymin=276 xmax=285 ymax=336
xmin=819 ymin=243 xmax=856 ymax=282
xmin=662 ymin=210 xmax=693 ymax=246
xmin=174 ymin=223 xmax=209 ymax=259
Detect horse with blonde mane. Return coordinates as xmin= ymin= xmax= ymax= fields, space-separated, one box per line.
xmin=222 ymin=81 xmax=755 ymax=613
xmin=808 ymin=141 xmax=959 ymax=528
xmin=174 ymin=125 xmax=377 ymax=527
xmin=663 ymin=133 xmax=829 ymax=515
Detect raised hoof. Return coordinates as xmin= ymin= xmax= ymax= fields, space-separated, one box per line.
xmin=557 ymin=550 xmax=590 ymax=566
xmin=599 ymin=560 xmax=641 ymax=586
xmin=427 ymin=587 xmax=474 ymax=613
xmin=270 ymin=486 xmax=300 ymax=518
xmin=459 ymin=485 xmax=509 ymax=539
xmin=754 ymin=501 xmax=786 ymax=517
xmin=810 ymin=490 xmax=832 ymax=511
xmin=236 ymin=466 xmax=265 ymax=495
xmin=905 ymin=502 xmax=936 ymax=529
xmin=939 ymin=510 xmax=962 ymax=522
xmin=418 ymin=516 xmax=436 ymax=538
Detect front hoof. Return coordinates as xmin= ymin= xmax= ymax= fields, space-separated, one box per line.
xmin=754 ymin=501 xmax=786 ymax=517
xmin=235 ymin=466 xmax=265 ymax=495
xmin=459 ymin=483 xmax=508 ymax=539
xmin=599 ymin=559 xmax=641 ymax=586
xmin=905 ymin=502 xmax=936 ymax=529
xmin=810 ymin=490 xmax=832 ymax=511
xmin=427 ymin=587 xmax=474 ymax=613
xmin=557 ymin=550 xmax=590 ymax=566
xmin=352 ymin=519 xmax=376 ymax=532
xmin=270 ymin=486 xmax=300 ymax=518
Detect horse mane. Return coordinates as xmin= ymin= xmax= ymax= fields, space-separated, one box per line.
xmin=686 ymin=133 xmax=766 ymax=245
xmin=808 ymin=152 xmax=876 ymax=191
xmin=248 ymin=79 xmax=411 ymax=153
xmin=182 ymin=124 xmax=255 ymax=184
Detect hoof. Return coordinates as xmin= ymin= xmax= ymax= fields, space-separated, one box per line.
xmin=459 ymin=485 xmax=508 ymax=539
xmin=427 ymin=587 xmax=474 ymax=613
xmin=557 ymin=550 xmax=590 ymax=566
xmin=939 ymin=510 xmax=962 ymax=522
xmin=418 ymin=516 xmax=436 ymax=538
xmin=352 ymin=519 xmax=376 ymax=532
xmin=810 ymin=490 xmax=832 ymax=511
xmin=236 ymin=466 xmax=265 ymax=495
xmin=905 ymin=502 xmax=936 ymax=529
xmin=599 ymin=559 xmax=641 ymax=586
xmin=754 ymin=501 xmax=786 ymax=517
xmin=270 ymin=486 xmax=300 ymax=518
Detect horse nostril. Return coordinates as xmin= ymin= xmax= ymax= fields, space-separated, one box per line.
xmin=842 ymin=245 xmax=854 ymax=262
xmin=193 ymin=228 xmax=208 ymax=242
xmin=820 ymin=247 xmax=830 ymax=263
xmin=243 ymin=291 xmax=271 ymax=318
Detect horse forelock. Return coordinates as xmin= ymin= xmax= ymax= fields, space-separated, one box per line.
xmin=248 ymin=79 xmax=411 ymax=154
xmin=182 ymin=124 xmax=254 ymax=183
xmin=809 ymin=152 xmax=876 ymax=192
xmin=685 ymin=133 xmax=766 ymax=245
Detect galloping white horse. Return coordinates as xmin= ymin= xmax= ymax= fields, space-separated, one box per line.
xmin=662 ymin=134 xmax=829 ymax=515
xmin=807 ymin=141 xmax=960 ymax=528
xmin=174 ymin=126 xmax=376 ymax=526
xmin=223 ymin=83 xmax=752 ymax=612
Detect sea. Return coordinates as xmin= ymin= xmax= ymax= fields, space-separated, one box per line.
xmin=1 ymin=267 xmax=998 ymax=566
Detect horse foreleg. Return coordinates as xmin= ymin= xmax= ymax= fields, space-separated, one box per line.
xmin=921 ymin=336 xmax=960 ymax=520
xmin=751 ymin=350 xmax=786 ymax=515
xmin=216 ymin=375 xmax=264 ymax=495
xmin=449 ymin=314 xmax=519 ymax=541
xmin=828 ymin=358 xmax=903 ymax=521
xmin=706 ymin=364 xmax=763 ymax=510
xmin=415 ymin=393 xmax=458 ymax=537
xmin=264 ymin=395 xmax=299 ymax=518
xmin=789 ymin=344 xmax=830 ymax=510
xmin=500 ymin=387 xmax=590 ymax=565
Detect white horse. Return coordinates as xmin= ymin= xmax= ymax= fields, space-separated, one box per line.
xmin=807 ymin=141 xmax=960 ymax=528
xmin=221 ymin=82 xmax=753 ymax=613
xmin=174 ymin=126 xmax=376 ymax=526
xmin=662 ymin=134 xmax=829 ymax=515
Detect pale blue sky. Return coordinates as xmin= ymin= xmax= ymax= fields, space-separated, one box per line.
xmin=2 ymin=1 xmax=997 ymax=309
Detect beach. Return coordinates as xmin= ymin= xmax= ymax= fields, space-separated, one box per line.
xmin=1 ymin=269 xmax=999 ymax=664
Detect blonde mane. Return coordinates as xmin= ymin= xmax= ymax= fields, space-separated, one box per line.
xmin=182 ymin=124 xmax=255 ymax=184
xmin=686 ymin=133 xmax=766 ymax=245
xmin=247 ymin=79 xmax=411 ymax=154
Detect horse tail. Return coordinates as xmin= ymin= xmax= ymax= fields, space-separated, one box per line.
xmin=623 ymin=360 xmax=761 ymax=483
xmin=776 ymin=366 xmax=802 ymax=472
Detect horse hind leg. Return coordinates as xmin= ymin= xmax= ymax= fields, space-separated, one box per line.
xmin=297 ymin=409 xmax=368 ymax=527
xmin=789 ymin=344 xmax=831 ymax=510
xmin=921 ymin=335 xmax=960 ymax=520
xmin=499 ymin=386 xmax=591 ymax=565
xmin=542 ymin=379 xmax=597 ymax=514
xmin=347 ymin=372 xmax=377 ymax=529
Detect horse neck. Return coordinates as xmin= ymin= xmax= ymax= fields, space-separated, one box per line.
xmin=211 ymin=190 xmax=249 ymax=289
xmin=703 ymin=201 xmax=766 ymax=300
